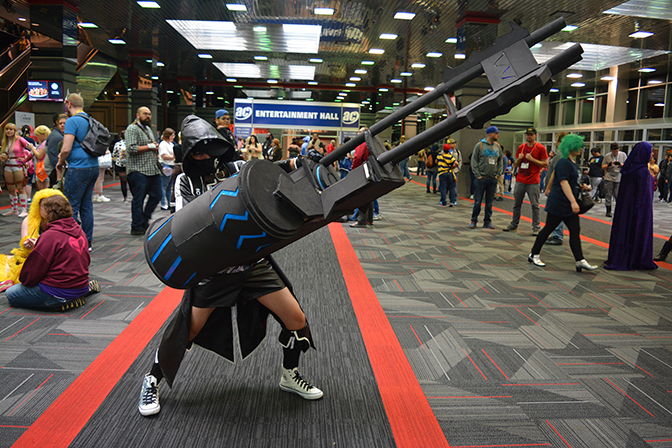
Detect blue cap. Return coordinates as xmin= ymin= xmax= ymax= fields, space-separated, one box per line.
xmin=216 ymin=109 xmax=229 ymax=118
xmin=486 ymin=125 xmax=499 ymax=134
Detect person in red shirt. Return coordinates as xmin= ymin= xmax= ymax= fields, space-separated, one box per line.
xmin=503 ymin=127 xmax=549 ymax=235
xmin=351 ymin=127 xmax=374 ymax=227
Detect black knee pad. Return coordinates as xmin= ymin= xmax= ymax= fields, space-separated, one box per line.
xmin=278 ymin=323 xmax=315 ymax=352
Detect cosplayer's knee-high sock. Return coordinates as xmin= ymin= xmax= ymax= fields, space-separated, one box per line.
xmin=149 ymin=349 xmax=164 ymax=383
xmin=18 ymin=194 xmax=27 ymax=213
xmin=279 ymin=324 xmax=315 ymax=369
xmin=9 ymin=195 xmax=17 ymax=212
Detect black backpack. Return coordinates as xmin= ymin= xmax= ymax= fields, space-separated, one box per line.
xmin=74 ymin=113 xmax=110 ymax=157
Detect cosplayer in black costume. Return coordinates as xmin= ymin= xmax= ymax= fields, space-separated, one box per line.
xmin=138 ymin=115 xmax=322 ymax=417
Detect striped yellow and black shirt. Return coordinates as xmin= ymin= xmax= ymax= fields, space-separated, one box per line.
xmin=437 ymin=151 xmax=456 ymax=177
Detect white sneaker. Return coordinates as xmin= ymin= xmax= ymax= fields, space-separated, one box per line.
xmin=18 ymin=210 xmax=28 ymax=218
xmin=138 ymin=374 xmax=161 ymax=416
xmin=279 ymin=367 xmax=323 ymax=400
xmin=98 ymin=195 xmax=111 ymax=202
xmin=92 ymin=195 xmax=102 ymax=202
xmin=528 ymin=254 xmax=546 ymax=267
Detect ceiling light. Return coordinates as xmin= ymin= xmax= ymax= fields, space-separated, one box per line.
xmin=206 ymin=90 xmax=214 ymax=94
xmin=390 ymin=79 xmax=402 ymax=83
xmin=369 ymin=48 xmax=385 ymax=54
xmin=601 ymin=76 xmax=615 ymax=81
xmin=339 ymin=92 xmax=347 ymax=96
xmin=253 ymin=26 xmax=267 ymax=32
xmin=362 ymin=101 xmax=370 ymax=104
xmin=445 ymin=37 xmax=457 ymax=44
xmin=152 ymin=76 xmax=159 ymax=80
xmin=424 ymin=86 xmax=435 ymax=91
xmin=655 ymin=103 xmax=665 ymax=107
xmin=309 ymin=58 xmax=323 ymax=63
xmin=411 ymin=63 xmax=425 ymax=69
xmin=267 ymin=79 xmax=278 ymax=84
xmin=400 ymin=72 xmax=412 ymax=76
xmin=380 ymin=33 xmax=397 ymax=40
xmin=226 ymin=78 xmax=237 ymax=82
xmin=78 ymin=22 xmax=98 ymax=28
xmin=354 ymin=69 xmax=367 ymax=75
xmin=349 ymin=77 xmax=361 ymax=81
xmin=254 ymin=55 xmax=268 ymax=61
xmin=156 ymin=61 xmax=165 ymax=67
xmin=198 ymin=53 xmax=212 ymax=58
xmin=648 ymin=80 xmax=663 ymax=84
xmin=167 ymin=90 xmax=174 ymax=93
xmin=379 ymin=88 xmax=389 ymax=92
xmin=566 ymin=73 xmax=583 ymax=78
xmin=109 ymin=39 xmax=126 ymax=44
xmin=571 ymin=82 xmax=585 ymax=87
xmin=314 ymin=7 xmax=334 ymax=15
xmin=361 ymin=61 xmax=375 ymax=65
xmin=146 ymin=59 xmax=153 ymax=63
xmin=234 ymin=85 xmax=243 ymax=88
xmin=306 ymin=98 xmax=314 ymax=101
xmin=562 ymin=25 xmax=578 ymax=31
xmin=567 ymin=95 xmax=573 ymax=99
xmin=629 ymin=31 xmax=654 ymax=38
xmin=426 ymin=52 xmax=442 ymax=58
xmin=335 ymin=99 xmax=341 ymax=102
xmin=226 ymin=4 xmax=247 ymax=11
xmin=550 ymin=88 xmax=559 ymax=92
xmin=394 ymin=12 xmax=415 ymax=20
xmin=586 ymin=97 xmax=595 ymax=101
xmin=137 ymin=1 xmax=161 ymax=8
xmin=639 ymin=67 xmax=656 ymax=72
xmin=215 ymin=63 xmax=315 ymax=80
xmin=17 ymin=17 xmax=26 ymax=21
xmin=308 ymin=81 xmax=318 ymax=85
xmin=345 ymin=83 xmax=356 ymax=87
xmin=455 ymin=53 xmax=466 ymax=59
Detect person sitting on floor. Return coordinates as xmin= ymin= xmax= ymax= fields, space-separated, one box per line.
xmin=3 ymin=194 xmax=100 ymax=310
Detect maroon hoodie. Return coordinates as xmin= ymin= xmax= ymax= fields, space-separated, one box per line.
xmin=20 ymin=217 xmax=90 ymax=289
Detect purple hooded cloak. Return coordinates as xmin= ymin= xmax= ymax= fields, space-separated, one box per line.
xmin=605 ymin=141 xmax=657 ymax=270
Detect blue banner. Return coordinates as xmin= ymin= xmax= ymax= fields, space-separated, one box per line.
xmin=234 ymin=100 xmax=360 ymax=130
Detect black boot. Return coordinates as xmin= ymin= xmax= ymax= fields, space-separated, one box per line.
xmin=605 ymin=206 xmax=612 ymax=218
xmin=654 ymin=240 xmax=672 ymax=261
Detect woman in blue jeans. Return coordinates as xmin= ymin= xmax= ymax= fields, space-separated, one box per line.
xmin=5 ymin=194 xmax=99 ymax=311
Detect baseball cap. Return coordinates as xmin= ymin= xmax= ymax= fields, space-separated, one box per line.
xmin=443 ymin=143 xmax=451 ymax=151
xmin=525 ymin=127 xmax=537 ymax=135
xmin=215 ymin=109 xmax=229 ymax=119
xmin=448 ymin=138 xmax=456 ymax=144
xmin=486 ymin=126 xmax=499 ymax=134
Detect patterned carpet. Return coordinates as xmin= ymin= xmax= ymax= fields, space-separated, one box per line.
xmin=1 ymin=172 xmax=672 ymax=448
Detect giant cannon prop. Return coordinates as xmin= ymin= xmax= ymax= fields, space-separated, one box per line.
xmin=145 ymin=18 xmax=583 ymax=289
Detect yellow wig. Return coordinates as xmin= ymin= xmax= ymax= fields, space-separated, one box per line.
xmin=0 ymin=189 xmax=68 ymax=285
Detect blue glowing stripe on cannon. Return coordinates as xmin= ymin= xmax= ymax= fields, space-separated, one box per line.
xmin=219 ymin=210 xmax=249 ymax=232
xmin=182 ymin=271 xmax=197 ymax=287
xmin=164 ymin=256 xmax=182 ymax=280
xmin=236 ymin=232 xmax=267 ymax=250
xmin=210 ymin=187 xmax=239 ymax=209
xmin=147 ymin=215 xmax=173 ymax=241
xmin=151 ymin=234 xmax=173 ymax=263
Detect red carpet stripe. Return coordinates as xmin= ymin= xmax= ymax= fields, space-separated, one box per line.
xmin=12 ymin=287 xmax=183 ymax=448
xmin=328 ymin=223 xmax=451 ymax=448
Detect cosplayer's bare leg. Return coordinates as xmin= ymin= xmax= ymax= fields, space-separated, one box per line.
xmin=256 ymin=287 xmax=306 ymax=330
xmin=3 ymin=169 xmax=27 ymax=216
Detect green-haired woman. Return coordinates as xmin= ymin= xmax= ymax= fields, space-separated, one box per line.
xmin=528 ymin=134 xmax=598 ymax=272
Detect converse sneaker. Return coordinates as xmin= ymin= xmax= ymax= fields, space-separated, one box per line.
xmin=279 ymin=367 xmax=323 ymax=400
xmin=138 ymin=374 xmax=161 ymax=416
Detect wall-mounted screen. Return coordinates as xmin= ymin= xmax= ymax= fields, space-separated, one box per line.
xmin=27 ymin=80 xmax=64 ymax=102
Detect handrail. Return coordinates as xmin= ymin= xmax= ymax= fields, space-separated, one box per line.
xmin=0 ymin=45 xmax=31 ymax=80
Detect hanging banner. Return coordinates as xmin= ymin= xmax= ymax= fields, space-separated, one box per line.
xmin=234 ymin=99 xmax=360 ymax=131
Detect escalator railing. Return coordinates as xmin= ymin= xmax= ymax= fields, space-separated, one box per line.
xmin=0 ymin=42 xmax=31 ymax=127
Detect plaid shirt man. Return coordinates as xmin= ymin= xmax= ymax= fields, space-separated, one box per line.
xmin=125 ymin=121 xmax=161 ymax=176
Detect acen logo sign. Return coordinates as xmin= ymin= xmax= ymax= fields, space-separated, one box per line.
xmin=235 ymin=106 xmax=253 ymax=121
xmin=342 ymin=110 xmax=359 ymax=125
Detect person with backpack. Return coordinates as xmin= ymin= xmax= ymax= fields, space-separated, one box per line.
xmin=55 ymin=93 xmax=99 ymax=250
xmin=425 ymin=144 xmax=440 ymax=193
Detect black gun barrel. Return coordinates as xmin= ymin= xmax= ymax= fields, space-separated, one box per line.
xmin=320 ymin=17 xmax=567 ymax=166
xmin=376 ymin=42 xmax=584 ymax=166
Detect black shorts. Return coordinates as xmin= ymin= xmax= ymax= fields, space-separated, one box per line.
xmin=191 ymin=259 xmax=286 ymax=309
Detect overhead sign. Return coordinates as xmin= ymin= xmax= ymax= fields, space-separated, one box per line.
xmin=234 ymin=99 xmax=360 ymax=130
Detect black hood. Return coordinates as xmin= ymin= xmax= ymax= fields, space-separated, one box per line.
xmin=180 ymin=114 xmax=235 ymax=161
